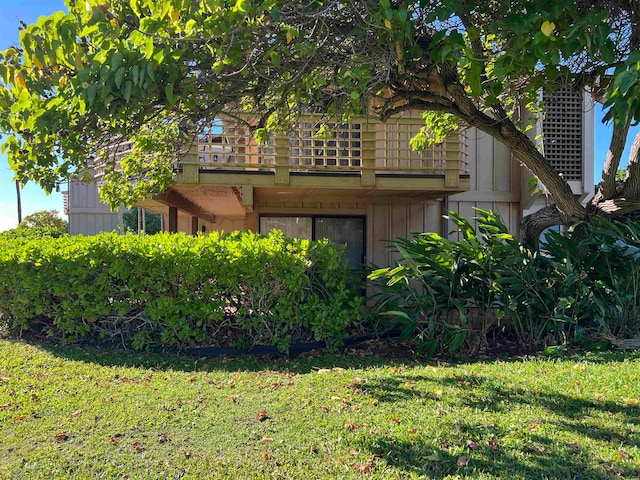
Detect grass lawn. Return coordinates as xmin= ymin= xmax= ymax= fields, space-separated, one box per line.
xmin=1 ymin=338 xmax=639 ymax=479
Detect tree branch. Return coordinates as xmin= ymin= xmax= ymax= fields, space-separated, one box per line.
xmin=623 ymin=130 xmax=640 ymax=199
xmin=594 ymin=117 xmax=631 ymax=202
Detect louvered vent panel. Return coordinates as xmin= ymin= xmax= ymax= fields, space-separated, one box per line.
xmin=542 ymin=88 xmax=583 ymax=181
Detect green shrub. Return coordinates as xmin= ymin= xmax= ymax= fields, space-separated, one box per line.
xmin=0 ymin=225 xmax=68 ymax=240
xmin=369 ymin=210 xmax=640 ymax=355
xmin=0 ymin=230 xmax=363 ymax=351
xmin=369 ymin=209 xmax=521 ymax=355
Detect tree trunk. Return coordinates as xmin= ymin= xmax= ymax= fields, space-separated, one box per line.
xmin=623 ymin=130 xmax=640 ymax=199
xmin=594 ymin=118 xmax=631 ymax=203
xmin=440 ymin=78 xmax=588 ymax=225
xmin=520 ymin=204 xmax=564 ymax=248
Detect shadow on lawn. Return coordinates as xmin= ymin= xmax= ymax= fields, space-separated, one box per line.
xmin=10 ymin=332 xmax=640 ymax=373
xmin=14 ymin=335 xmax=415 ymax=374
xmin=358 ymin=373 xmax=640 ymax=479
xmin=358 ymin=434 xmax=622 ymax=479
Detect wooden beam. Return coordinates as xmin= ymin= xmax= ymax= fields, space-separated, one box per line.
xmin=191 ymin=216 xmax=199 ymax=236
xmin=153 ymin=189 xmax=212 ymax=223
xmin=168 ymin=206 xmax=178 ymax=233
xmin=231 ymin=185 xmax=254 ymax=213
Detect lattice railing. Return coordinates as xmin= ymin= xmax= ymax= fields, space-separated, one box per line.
xmin=187 ymin=115 xmax=468 ymax=183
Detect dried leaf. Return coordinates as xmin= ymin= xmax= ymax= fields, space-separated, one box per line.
xmin=466 ymin=440 xmax=480 ymax=450
xmin=256 ymin=409 xmax=269 ymax=422
xmin=54 ymin=433 xmax=69 ymax=442
xmin=260 ymin=436 xmax=274 ymax=443
xmin=344 ymin=423 xmax=359 ymax=432
xmin=157 ymin=434 xmax=169 ymax=443
xmin=457 ymin=455 xmax=470 ymax=467
xmin=130 ymin=441 xmax=144 ymax=452
xmin=426 ymin=453 xmax=440 ymax=462
xmin=352 ymin=462 xmax=372 ymax=473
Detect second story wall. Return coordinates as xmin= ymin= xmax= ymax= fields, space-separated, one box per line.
xmin=67 ymin=179 xmax=123 ymax=235
xmin=447 ymin=128 xmax=522 ymax=237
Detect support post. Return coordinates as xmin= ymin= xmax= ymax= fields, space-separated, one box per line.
xmin=168 ymin=206 xmax=178 ymax=233
xmin=191 ymin=216 xmax=199 ymax=236
xmin=274 ymin=137 xmax=290 ymax=185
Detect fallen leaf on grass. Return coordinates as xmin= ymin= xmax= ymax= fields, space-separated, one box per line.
xmin=487 ymin=439 xmax=500 ymax=454
xmin=183 ymin=450 xmax=192 ymax=459
xmin=157 ymin=434 xmax=169 ymax=443
xmin=466 ymin=440 xmax=480 ymax=450
xmin=391 ymin=418 xmax=401 ymax=424
xmin=352 ymin=462 xmax=372 ymax=473
xmin=605 ymin=464 xmax=624 ymax=476
xmin=260 ymin=437 xmax=274 ymax=443
xmin=69 ymin=410 xmax=82 ymax=418
xmin=344 ymin=423 xmax=359 ymax=432
xmin=0 ymin=403 xmax=11 ymax=410
xmin=457 ymin=455 xmax=470 ymax=467
xmin=130 ymin=441 xmax=144 ymax=452
xmin=426 ymin=453 xmax=440 ymax=462
xmin=623 ymin=398 xmax=639 ymax=405
xmin=54 ymin=433 xmax=69 ymax=442
xmin=262 ymin=451 xmax=270 ymax=460
xmin=317 ymin=369 xmax=331 ymax=374
xmin=256 ymin=409 xmax=269 ymax=422
xmin=14 ymin=416 xmax=25 ymax=422
xmin=308 ymin=443 xmax=318 ymax=454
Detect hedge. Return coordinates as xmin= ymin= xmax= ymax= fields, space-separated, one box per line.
xmin=0 ymin=230 xmax=364 ymax=351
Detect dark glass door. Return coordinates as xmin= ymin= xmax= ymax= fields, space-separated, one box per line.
xmin=314 ymin=216 xmax=365 ymax=271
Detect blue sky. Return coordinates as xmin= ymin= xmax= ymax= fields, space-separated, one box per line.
xmin=0 ymin=1 xmax=638 ymax=231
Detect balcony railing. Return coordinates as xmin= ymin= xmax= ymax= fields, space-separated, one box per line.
xmin=181 ymin=115 xmax=468 ymax=188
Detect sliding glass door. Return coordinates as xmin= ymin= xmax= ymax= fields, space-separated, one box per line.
xmin=260 ymin=215 xmax=365 ymax=271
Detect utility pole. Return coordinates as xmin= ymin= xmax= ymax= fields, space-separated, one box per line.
xmin=15 ymin=180 xmax=22 ymax=224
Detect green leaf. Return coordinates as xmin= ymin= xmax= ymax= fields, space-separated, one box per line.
xmin=86 ymin=84 xmax=97 ymax=106
xmin=123 ymin=80 xmax=133 ymax=103
xmin=114 ymin=67 xmax=125 ymax=89
xmin=165 ymin=83 xmax=174 ymax=105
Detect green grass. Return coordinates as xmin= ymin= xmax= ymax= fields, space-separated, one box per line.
xmin=1 ymin=339 xmax=639 ymax=479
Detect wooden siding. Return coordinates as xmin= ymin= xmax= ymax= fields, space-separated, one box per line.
xmin=369 ymin=200 xmax=442 ymax=267
xmin=448 ymin=128 xmax=521 ymax=238
xmin=68 ymin=212 xmax=122 ymax=236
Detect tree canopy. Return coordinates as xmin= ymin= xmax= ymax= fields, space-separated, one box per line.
xmin=1 ymin=0 xmax=640 ymax=240
xmin=18 ymin=209 xmax=68 ymax=233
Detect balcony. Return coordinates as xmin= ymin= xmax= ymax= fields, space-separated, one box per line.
xmin=177 ymin=114 xmax=470 ymax=195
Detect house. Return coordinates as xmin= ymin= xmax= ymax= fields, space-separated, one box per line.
xmin=65 ymin=88 xmax=594 ymax=268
